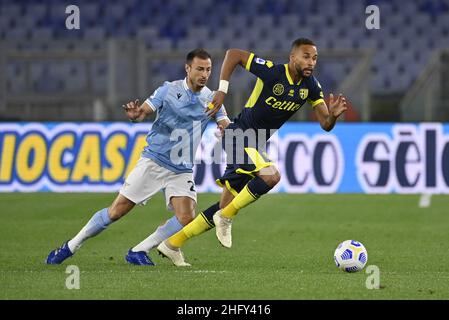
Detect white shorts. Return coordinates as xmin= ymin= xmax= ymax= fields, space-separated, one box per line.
xmin=119 ymin=157 xmax=197 ymax=211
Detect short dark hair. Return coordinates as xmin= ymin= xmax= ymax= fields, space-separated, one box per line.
xmin=291 ymin=38 xmax=316 ymax=51
xmin=186 ymin=48 xmax=211 ymax=64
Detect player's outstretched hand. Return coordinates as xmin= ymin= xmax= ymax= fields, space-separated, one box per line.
xmin=206 ymin=91 xmax=226 ymax=118
xmin=122 ymin=99 xmax=141 ymax=121
xmin=329 ymin=93 xmax=348 ymax=118
xmin=215 ymin=123 xmax=226 ymax=137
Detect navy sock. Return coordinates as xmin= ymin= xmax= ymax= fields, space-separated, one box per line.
xmin=201 ymin=202 xmax=220 ymax=225
xmin=247 ymin=176 xmax=272 ymax=198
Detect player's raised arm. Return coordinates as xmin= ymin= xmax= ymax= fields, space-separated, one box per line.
xmin=220 ymin=49 xmax=252 ymax=81
xmin=314 ymin=93 xmax=348 ymax=132
xmin=122 ymin=99 xmax=154 ymax=123
xmin=207 ymin=49 xmax=251 ymax=117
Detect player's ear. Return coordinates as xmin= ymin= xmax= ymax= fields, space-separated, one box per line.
xmin=289 ymin=51 xmax=296 ymax=63
xmin=290 ymin=46 xmax=300 ymax=60
xmin=185 ymin=63 xmax=190 ymax=74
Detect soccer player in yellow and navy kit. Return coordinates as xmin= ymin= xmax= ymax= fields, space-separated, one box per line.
xmin=157 ymin=38 xmax=348 ymax=266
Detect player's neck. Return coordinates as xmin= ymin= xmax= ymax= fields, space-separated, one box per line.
xmin=186 ymin=78 xmax=202 ymax=93
xmin=288 ymin=62 xmax=302 ymax=84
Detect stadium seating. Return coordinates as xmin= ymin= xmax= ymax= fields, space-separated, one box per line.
xmin=2 ymin=0 xmax=449 ymax=95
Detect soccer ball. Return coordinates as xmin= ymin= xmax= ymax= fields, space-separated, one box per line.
xmin=333 ymin=240 xmax=368 ymax=272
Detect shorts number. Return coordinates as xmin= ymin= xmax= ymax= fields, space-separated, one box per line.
xmin=187 ymin=180 xmax=196 ymax=192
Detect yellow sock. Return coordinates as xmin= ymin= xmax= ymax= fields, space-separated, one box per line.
xmin=221 ymin=185 xmax=258 ymax=218
xmin=221 ymin=202 xmax=238 ymax=218
xmin=167 ymin=213 xmax=213 ymax=248
xmin=167 ymin=229 xmax=188 ymax=248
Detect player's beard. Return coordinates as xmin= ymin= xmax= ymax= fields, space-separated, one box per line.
xmin=295 ymin=63 xmax=313 ymax=78
xmin=302 ymin=68 xmax=313 ymax=77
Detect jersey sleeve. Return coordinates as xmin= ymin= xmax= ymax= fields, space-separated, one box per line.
xmin=307 ymin=77 xmax=325 ymax=107
xmin=145 ymin=82 xmax=169 ymax=111
xmin=245 ymin=53 xmax=276 ymax=82
xmin=215 ymin=104 xmax=229 ymax=122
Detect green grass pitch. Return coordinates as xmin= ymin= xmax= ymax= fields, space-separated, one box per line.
xmin=1 ymin=193 xmax=449 ymax=299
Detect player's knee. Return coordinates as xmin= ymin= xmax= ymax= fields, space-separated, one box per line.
xmin=260 ymin=167 xmax=281 ymax=187
xmin=267 ymin=172 xmax=281 ymax=187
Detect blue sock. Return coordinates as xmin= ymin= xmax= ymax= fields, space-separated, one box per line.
xmin=132 ymin=216 xmax=183 ymax=252
xmin=68 ymin=208 xmax=113 ymax=252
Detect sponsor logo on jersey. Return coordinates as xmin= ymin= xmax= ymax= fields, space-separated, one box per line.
xmin=265 ymin=96 xmax=302 ymax=111
xmin=273 ymin=83 xmax=284 ymax=96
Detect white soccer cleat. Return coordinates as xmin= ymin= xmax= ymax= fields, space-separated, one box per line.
xmin=213 ymin=210 xmax=233 ymax=248
xmin=157 ymin=241 xmax=191 ymax=267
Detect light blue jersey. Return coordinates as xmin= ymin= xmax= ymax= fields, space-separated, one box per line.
xmin=142 ymin=78 xmax=228 ymax=173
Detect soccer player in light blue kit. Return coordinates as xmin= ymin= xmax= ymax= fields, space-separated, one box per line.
xmin=46 ymin=49 xmax=230 ymax=266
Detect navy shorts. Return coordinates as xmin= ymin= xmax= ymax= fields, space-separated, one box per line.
xmin=216 ymin=123 xmax=273 ymax=195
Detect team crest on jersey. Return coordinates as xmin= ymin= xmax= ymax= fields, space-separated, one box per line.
xmin=273 ymin=83 xmax=284 ymax=95
xmin=299 ymin=88 xmax=309 ymax=99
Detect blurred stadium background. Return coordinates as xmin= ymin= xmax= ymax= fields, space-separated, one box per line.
xmin=1 ymin=0 xmax=448 ymax=122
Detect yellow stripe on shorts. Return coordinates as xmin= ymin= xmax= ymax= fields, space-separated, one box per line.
xmin=235 ymin=147 xmax=273 ymax=176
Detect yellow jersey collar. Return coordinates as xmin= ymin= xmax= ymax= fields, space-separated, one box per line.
xmin=284 ymin=64 xmax=302 ymax=85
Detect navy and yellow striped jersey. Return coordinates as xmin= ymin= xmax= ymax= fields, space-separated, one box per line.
xmin=234 ymin=52 xmax=325 ymax=132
